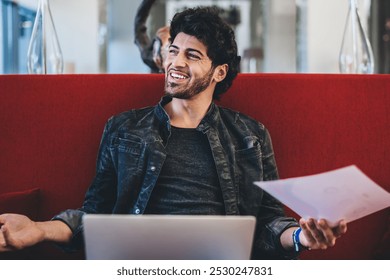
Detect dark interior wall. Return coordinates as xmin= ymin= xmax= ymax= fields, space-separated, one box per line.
xmin=371 ymin=0 xmax=390 ymax=73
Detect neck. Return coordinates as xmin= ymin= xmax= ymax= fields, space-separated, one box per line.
xmin=164 ymin=94 xmax=212 ymax=128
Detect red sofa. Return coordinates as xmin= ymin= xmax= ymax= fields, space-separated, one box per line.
xmin=0 ymin=73 xmax=389 ymax=260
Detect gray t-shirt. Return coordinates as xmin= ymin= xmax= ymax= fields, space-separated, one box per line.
xmin=144 ymin=126 xmax=225 ymax=215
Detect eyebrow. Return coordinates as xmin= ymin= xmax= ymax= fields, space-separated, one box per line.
xmin=169 ymin=44 xmax=206 ymax=57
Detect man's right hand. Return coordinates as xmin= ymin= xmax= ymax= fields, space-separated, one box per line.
xmin=0 ymin=214 xmax=72 ymax=252
xmin=0 ymin=214 xmax=44 ymax=251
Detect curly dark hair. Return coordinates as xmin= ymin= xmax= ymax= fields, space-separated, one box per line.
xmin=169 ymin=6 xmax=241 ymax=100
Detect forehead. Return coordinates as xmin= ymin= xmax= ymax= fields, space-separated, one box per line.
xmin=170 ymin=32 xmax=208 ymax=54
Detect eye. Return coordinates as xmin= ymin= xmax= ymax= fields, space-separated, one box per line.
xmin=187 ymin=52 xmax=201 ymax=61
xmin=168 ymin=49 xmax=178 ymax=56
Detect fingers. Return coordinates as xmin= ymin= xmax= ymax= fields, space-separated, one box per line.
xmin=0 ymin=214 xmax=29 ymax=251
xmin=0 ymin=225 xmax=13 ymax=252
xmin=299 ymin=219 xmax=317 ymax=246
xmin=0 ymin=225 xmax=6 ymax=247
xmin=300 ymin=218 xmax=347 ymax=250
xmin=333 ymin=219 xmax=348 ymax=238
xmin=0 ymin=215 xmax=10 ymax=248
xmin=304 ymin=218 xmax=330 ymax=249
xmin=1 ymin=225 xmax=12 ymax=248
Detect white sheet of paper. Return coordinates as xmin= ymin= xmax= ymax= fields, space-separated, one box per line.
xmin=254 ymin=165 xmax=390 ymax=226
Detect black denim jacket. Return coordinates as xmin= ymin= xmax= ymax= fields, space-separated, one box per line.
xmin=54 ymin=96 xmax=299 ymax=259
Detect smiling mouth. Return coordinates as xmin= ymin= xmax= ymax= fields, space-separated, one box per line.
xmin=169 ymin=71 xmax=189 ymax=80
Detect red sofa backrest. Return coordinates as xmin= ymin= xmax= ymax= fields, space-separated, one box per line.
xmin=0 ymin=73 xmax=389 ymax=259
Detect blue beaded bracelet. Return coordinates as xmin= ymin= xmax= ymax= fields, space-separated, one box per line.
xmin=292 ymin=227 xmax=303 ymax=252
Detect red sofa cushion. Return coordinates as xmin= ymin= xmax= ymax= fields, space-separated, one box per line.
xmin=0 ymin=188 xmax=40 ymax=219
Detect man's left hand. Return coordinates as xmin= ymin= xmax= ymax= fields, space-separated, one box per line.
xmin=299 ymin=218 xmax=347 ymax=250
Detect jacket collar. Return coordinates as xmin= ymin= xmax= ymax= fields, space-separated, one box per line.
xmin=154 ymin=95 xmax=220 ymax=134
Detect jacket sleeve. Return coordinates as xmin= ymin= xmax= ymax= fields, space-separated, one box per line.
xmin=52 ymin=117 xmax=118 ymax=251
xmin=252 ymin=127 xmax=300 ymax=259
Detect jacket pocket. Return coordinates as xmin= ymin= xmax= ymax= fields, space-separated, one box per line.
xmin=235 ymin=142 xmax=264 ymax=215
xmin=235 ymin=143 xmax=264 ymax=184
xmin=117 ymin=139 xmax=142 ymax=155
xmin=110 ymin=135 xmax=144 ymax=172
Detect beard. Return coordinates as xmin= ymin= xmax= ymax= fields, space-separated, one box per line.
xmin=164 ymin=67 xmax=214 ymax=99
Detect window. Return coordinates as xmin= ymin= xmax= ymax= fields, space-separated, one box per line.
xmin=1 ymin=0 xmax=35 ymax=74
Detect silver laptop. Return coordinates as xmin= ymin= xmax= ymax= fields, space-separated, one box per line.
xmin=83 ymin=214 xmax=256 ymax=260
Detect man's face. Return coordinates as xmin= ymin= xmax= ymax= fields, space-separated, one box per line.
xmin=164 ymin=32 xmax=216 ymax=99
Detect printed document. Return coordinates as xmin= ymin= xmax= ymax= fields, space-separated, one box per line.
xmin=254 ymin=165 xmax=390 ymax=226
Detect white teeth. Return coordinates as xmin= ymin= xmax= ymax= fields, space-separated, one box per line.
xmin=170 ymin=73 xmax=187 ymax=79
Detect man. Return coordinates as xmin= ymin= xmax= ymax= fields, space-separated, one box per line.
xmin=134 ymin=0 xmax=170 ymax=73
xmin=0 ymin=7 xmax=347 ymax=259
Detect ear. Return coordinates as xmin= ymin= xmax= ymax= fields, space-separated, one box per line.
xmin=213 ymin=64 xmax=228 ymax=83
